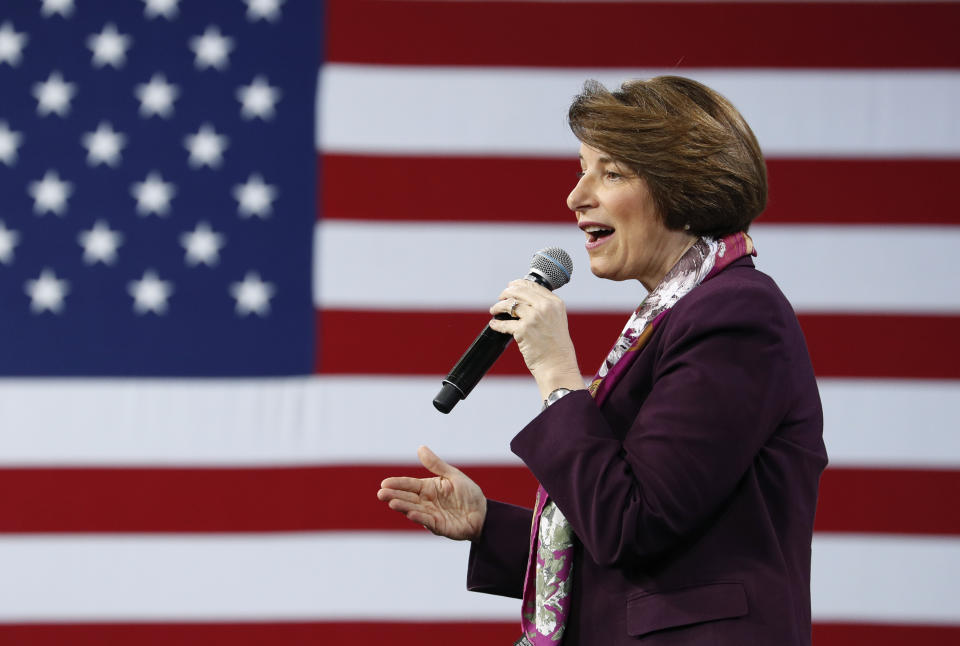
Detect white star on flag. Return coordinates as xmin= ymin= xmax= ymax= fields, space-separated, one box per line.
xmin=184 ymin=123 xmax=228 ymax=168
xmin=128 ymin=270 xmax=173 ymax=315
xmin=143 ymin=0 xmax=180 ymax=20
xmin=229 ymin=271 xmax=275 ymax=317
xmin=28 ymin=170 xmax=73 ymax=216
xmin=189 ymin=26 xmax=234 ymax=70
xmin=32 ymin=71 xmax=77 ymax=117
xmin=82 ymin=122 xmax=127 ymax=167
xmin=0 ymin=21 xmax=28 ymax=67
xmin=237 ymin=76 xmax=281 ymax=120
xmin=77 ymin=220 xmax=123 ymax=265
xmin=87 ymin=23 xmax=132 ymax=68
xmin=135 ymin=73 xmax=179 ymax=118
xmin=233 ymin=173 xmax=278 ymax=218
xmin=0 ymin=121 xmax=23 ymax=166
xmin=180 ymin=222 xmax=225 ymax=267
xmin=245 ymin=0 xmax=285 ymax=23
xmin=0 ymin=220 xmax=20 ymax=264
xmin=24 ymin=268 xmax=69 ymax=314
xmin=40 ymin=0 xmax=75 ymax=19
xmin=131 ymin=171 xmax=176 ymax=216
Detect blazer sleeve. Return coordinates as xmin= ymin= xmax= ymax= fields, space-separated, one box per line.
xmin=510 ymin=280 xmax=798 ymax=568
xmin=466 ymin=499 xmax=533 ymax=599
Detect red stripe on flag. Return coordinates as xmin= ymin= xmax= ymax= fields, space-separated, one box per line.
xmin=813 ymin=623 xmax=960 ymax=645
xmin=1 ymin=622 xmax=959 ymax=645
xmin=0 ymin=466 xmax=536 ymax=533
xmin=0 ymin=466 xmax=954 ymax=534
xmin=326 ymin=1 xmax=960 ymax=69
xmin=320 ymin=154 xmax=960 ymax=226
xmin=816 ymin=468 xmax=960 ymax=535
xmin=316 ymin=310 xmax=960 ymax=380
xmin=764 ymin=159 xmax=960 ymax=226
xmin=799 ymin=313 xmax=960 ymax=380
xmin=321 ymin=154 xmax=574 ymax=223
xmin=0 ymin=622 xmax=519 ymax=646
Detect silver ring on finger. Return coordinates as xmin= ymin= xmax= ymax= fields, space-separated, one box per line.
xmin=509 ymin=299 xmax=520 ymax=318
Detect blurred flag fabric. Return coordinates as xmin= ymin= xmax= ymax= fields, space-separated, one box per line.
xmin=0 ymin=1 xmax=958 ymax=644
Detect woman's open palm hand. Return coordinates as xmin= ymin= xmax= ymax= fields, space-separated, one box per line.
xmin=377 ymin=446 xmax=487 ymax=541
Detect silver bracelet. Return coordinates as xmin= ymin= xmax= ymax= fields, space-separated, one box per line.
xmin=542 ymin=387 xmax=574 ymax=410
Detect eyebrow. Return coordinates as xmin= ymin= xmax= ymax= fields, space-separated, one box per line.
xmin=578 ymin=154 xmax=616 ymax=164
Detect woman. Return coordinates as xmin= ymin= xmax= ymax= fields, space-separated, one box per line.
xmin=377 ymin=76 xmax=826 ymax=645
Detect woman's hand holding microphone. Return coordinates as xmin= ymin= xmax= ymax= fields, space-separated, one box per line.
xmin=489 ymin=278 xmax=584 ymax=400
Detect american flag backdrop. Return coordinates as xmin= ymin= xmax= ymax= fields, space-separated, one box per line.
xmin=0 ymin=0 xmax=957 ymax=644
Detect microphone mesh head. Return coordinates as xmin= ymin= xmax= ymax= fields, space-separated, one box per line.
xmin=530 ymin=247 xmax=573 ymax=290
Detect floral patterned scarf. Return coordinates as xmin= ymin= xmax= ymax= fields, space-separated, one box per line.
xmin=516 ymin=233 xmax=755 ymax=645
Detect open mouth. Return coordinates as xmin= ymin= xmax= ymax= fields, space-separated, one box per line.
xmin=582 ymin=225 xmax=615 ymax=242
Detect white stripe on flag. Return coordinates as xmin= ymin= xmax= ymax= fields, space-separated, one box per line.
xmin=811 ymin=534 xmax=960 ymax=625
xmin=820 ymin=379 xmax=960 ymax=468
xmin=0 ymin=532 xmax=513 ymax=621
xmin=0 ymin=377 xmax=955 ymax=467
xmin=0 ymin=532 xmax=955 ymax=623
xmin=314 ymin=221 xmax=960 ymax=313
xmin=318 ymin=66 xmax=960 ymax=156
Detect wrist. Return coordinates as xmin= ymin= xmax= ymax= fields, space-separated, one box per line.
xmin=536 ymin=370 xmax=585 ymax=401
xmin=529 ymin=347 xmax=581 ymax=399
xmin=468 ymin=498 xmax=488 ymax=542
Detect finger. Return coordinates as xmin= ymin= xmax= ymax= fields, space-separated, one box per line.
xmin=380 ymin=476 xmax=424 ymax=493
xmin=417 ymin=445 xmax=458 ymax=478
xmin=492 ymin=299 xmax=526 ymax=321
xmin=498 ymin=285 xmax=526 ymax=302
xmin=404 ymin=510 xmax=436 ymax=532
xmin=387 ymin=498 xmax=423 ymax=514
xmin=488 ymin=317 xmax=519 ymax=335
xmin=377 ymin=487 xmax=420 ymax=504
xmin=489 ymin=298 xmax=513 ymax=316
xmin=508 ymin=278 xmax=551 ymax=296
xmin=498 ymin=290 xmax=545 ymax=312
xmin=388 ymin=498 xmax=436 ymax=532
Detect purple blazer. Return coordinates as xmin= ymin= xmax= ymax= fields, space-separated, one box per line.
xmin=467 ymin=257 xmax=827 ymax=644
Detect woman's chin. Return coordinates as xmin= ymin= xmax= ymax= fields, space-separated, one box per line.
xmin=588 ymin=259 xmax=624 ymax=282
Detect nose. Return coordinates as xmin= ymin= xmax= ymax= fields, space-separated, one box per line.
xmin=567 ymin=174 xmax=596 ymax=215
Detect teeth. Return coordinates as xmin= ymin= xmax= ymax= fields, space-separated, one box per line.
xmin=583 ymin=225 xmax=612 ymax=233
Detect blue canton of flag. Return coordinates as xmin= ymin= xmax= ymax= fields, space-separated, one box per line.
xmin=0 ymin=0 xmax=317 ymax=376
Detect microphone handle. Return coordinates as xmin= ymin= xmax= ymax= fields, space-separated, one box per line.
xmin=433 ymin=273 xmax=548 ymax=414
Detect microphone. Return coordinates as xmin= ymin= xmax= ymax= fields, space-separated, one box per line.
xmin=432 ymin=247 xmax=573 ymax=414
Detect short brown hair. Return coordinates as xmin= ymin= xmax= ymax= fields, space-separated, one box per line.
xmin=568 ymin=76 xmax=767 ymax=238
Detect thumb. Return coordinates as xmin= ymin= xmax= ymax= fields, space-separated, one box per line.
xmin=418 ymin=445 xmax=456 ymax=478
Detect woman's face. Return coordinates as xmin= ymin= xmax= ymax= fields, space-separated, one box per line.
xmin=567 ymin=143 xmax=692 ymax=289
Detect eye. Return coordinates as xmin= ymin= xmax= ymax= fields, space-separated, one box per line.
xmin=605 ymin=171 xmax=623 ymax=181
xmin=575 ymin=170 xmax=585 ymax=179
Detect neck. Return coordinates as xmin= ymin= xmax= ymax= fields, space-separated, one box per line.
xmin=639 ymin=232 xmax=699 ymax=291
